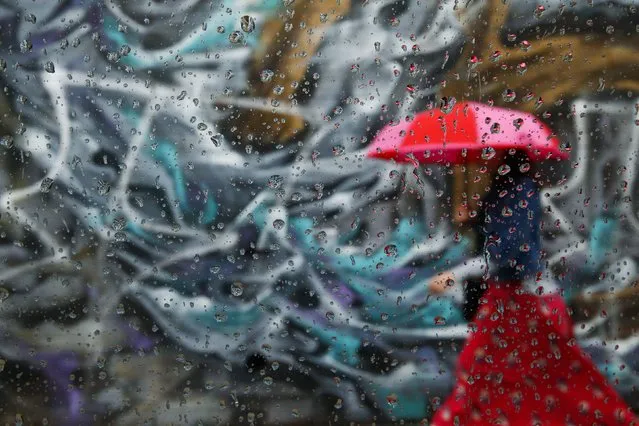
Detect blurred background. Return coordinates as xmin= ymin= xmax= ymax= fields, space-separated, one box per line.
xmin=0 ymin=0 xmax=639 ymax=424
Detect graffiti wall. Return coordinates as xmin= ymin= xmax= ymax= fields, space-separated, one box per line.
xmin=0 ymin=0 xmax=638 ymax=424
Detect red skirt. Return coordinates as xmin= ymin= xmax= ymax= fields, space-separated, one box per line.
xmin=431 ymin=281 xmax=637 ymax=426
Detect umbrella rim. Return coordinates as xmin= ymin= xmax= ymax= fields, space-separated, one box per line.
xmin=367 ymin=141 xmax=570 ymax=162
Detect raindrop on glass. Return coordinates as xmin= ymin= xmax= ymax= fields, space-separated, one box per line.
xmin=332 ymin=145 xmax=345 ymax=156
xmin=439 ymin=96 xmax=456 ymax=113
xmin=97 ymin=180 xmax=111 ymax=196
xmin=384 ymin=244 xmax=398 ymax=257
xmin=386 ymin=394 xmax=399 ymax=407
xmin=231 ymin=282 xmax=244 ymax=297
xmin=434 ymin=316 xmax=446 ymax=325
xmin=228 ymin=31 xmax=244 ymax=44
xmin=502 ymin=89 xmax=516 ymax=102
xmin=498 ymin=164 xmax=511 ymax=175
xmin=241 ymin=15 xmax=256 ymax=33
xmin=260 ymin=69 xmax=275 ymax=82
xmin=40 ymin=178 xmax=54 ymax=193
xmin=519 ymin=162 xmax=531 ymax=173
xmin=20 ymin=40 xmax=32 ymax=53
xmin=267 ymin=175 xmax=284 ymax=189
xmin=517 ymin=62 xmax=527 ymax=75
xmin=481 ymin=147 xmax=497 ymax=160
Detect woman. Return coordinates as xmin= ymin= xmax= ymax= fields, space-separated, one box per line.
xmin=430 ymin=150 xmax=636 ymax=425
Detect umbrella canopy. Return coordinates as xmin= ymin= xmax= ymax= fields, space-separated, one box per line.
xmin=367 ymin=101 xmax=570 ymax=165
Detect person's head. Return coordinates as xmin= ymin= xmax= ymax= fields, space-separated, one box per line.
xmin=451 ymin=149 xmax=535 ymax=226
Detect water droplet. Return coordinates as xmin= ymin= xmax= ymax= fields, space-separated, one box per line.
xmin=215 ymin=312 xmax=228 ymax=322
xmin=468 ymin=55 xmax=481 ymax=69
xmin=273 ymin=219 xmax=285 ymax=230
xmin=490 ymin=50 xmax=502 ymax=62
xmin=0 ymin=135 xmax=12 ymax=149
xmin=291 ymin=192 xmax=302 ymax=201
xmin=228 ymin=31 xmax=244 ymax=44
xmin=439 ymin=96 xmax=456 ymax=113
xmin=534 ymin=5 xmax=545 ymax=18
xmin=230 ymin=282 xmax=244 ymax=297
xmin=512 ymin=118 xmax=524 ymax=130
xmin=116 ymin=304 xmax=125 ymax=315
xmin=384 ymin=244 xmax=398 ymax=257
xmin=40 ymin=177 xmax=54 ymax=193
xmin=267 ymin=175 xmax=284 ymax=189
xmin=210 ymin=134 xmax=222 ymax=147
xmin=271 ymin=361 xmax=280 ymax=371
xmin=97 ymin=180 xmax=111 ymax=196
xmin=502 ymin=89 xmax=516 ymax=102
xmin=498 ymin=164 xmax=511 ymax=175
xmin=326 ymin=311 xmax=335 ymax=321
xmin=217 ymin=26 xmax=225 ymax=34
xmin=481 ymin=147 xmax=496 ymax=160
xmin=197 ymin=122 xmax=208 ymax=131
xmin=241 ymin=15 xmax=255 ymax=33
xmin=260 ymin=69 xmax=274 ymax=82
xmin=380 ymin=312 xmax=389 ymax=321
xmin=501 ymin=207 xmax=513 ymax=217
xmin=434 ymin=316 xmax=446 ymax=325
xmin=386 ymin=393 xmax=399 ymax=407
xmin=519 ymin=162 xmax=531 ymax=173
xmin=0 ymin=288 xmax=9 ymax=302
xmin=263 ymin=376 xmax=273 ymax=386
xmin=519 ymin=40 xmax=532 ymax=51
xmin=332 ymin=145 xmax=345 ymax=156
xmin=20 ymin=39 xmax=32 ymax=53
xmin=24 ymin=13 xmax=36 ymax=24
xmin=490 ymin=122 xmax=501 ymax=134
xmin=111 ymin=216 xmax=126 ymax=231
xmin=516 ymin=62 xmax=527 ymax=75
xmin=374 ymin=41 xmax=381 ymax=51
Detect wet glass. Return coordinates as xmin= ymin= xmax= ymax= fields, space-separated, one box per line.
xmin=0 ymin=0 xmax=637 ymax=424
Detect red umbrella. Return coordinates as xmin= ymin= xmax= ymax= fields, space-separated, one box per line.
xmin=367 ymin=101 xmax=570 ymax=165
